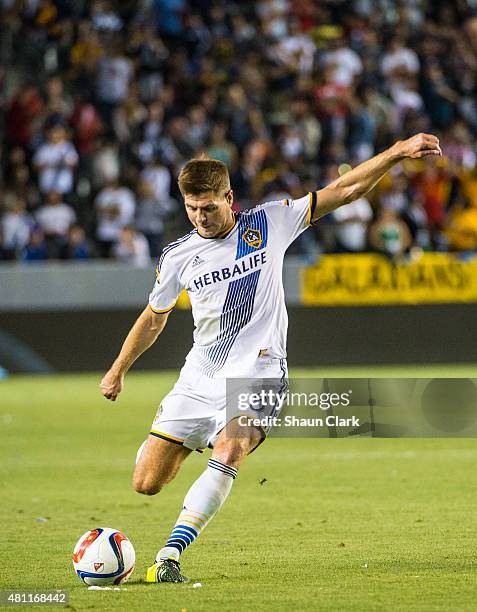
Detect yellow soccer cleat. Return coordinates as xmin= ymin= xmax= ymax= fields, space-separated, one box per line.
xmin=146 ymin=558 xmax=189 ymax=583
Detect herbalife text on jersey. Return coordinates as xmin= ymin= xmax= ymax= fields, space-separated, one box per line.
xmin=193 ymin=251 xmax=267 ymax=289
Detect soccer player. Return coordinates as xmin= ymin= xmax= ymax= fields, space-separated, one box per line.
xmin=100 ymin=133 xmax=441 ymax=582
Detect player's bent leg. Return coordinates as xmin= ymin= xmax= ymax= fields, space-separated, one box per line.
xmin=148 ymin=418 xmax=263 ymax=583
xmin=133 ymin=434 xmax=191 ymax=496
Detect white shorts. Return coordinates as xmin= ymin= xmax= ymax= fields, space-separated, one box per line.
xmin=147 ymin=356 xmax=288 ymax=452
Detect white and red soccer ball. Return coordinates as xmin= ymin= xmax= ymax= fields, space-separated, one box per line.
xmin=72 ymin=527 xmax=135 ymax=586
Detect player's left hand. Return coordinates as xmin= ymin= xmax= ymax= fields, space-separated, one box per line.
xmin=393 ymin=133 xmax=442 ymax=159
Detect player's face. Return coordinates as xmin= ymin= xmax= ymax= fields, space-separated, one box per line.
xmin=184 ymin=190 xmax=234 ymax=238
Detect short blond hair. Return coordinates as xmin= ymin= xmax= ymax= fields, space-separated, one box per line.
xmin=178 ymin=157 xmax=231 ymax=196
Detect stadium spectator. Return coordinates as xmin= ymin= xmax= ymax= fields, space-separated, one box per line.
xmin=95 ymin=45 xmax=133 ymax=119
xmin=140 ymin=157 xmax=174 ymax=204
xmin=333 ymin=197 xmax=373 ymax=253
xmin=1 ymin=198 xmax=34 ymax=260
xmin=206 ymin=122 xmax=238 ymax=168
xmin=91 ymin=0 xmax=123 ymax=33
xmin=421 ymin=62 xmax=458 ymax=130
xmin=59 ymin=224 xmax=92 ymax=260
xmin=381 ymin=36 xmax=420 ymax=81
xmin=3 ymin=162 xmax=41 ymax=212
xmin=112 ymin=88 xmax=148 ymax=148
xmin=69 ymin=21 xmax=103 ymax=85
xmin=153 ymin=0 xmax=186 ymax=38
xmin=91 ymin=138 xmax=120 ymax=189
xmin=35 ymin=191 xmax=76 ymax=256
xmin=443 ymin=122 xmax=476 ymax=171
xmin=348 ymin=94 xmax=376 ymax=162
xmin=413 ymin=161 xmax=450 ymax=241
xmin=276 ymin=18 xmax=316 ymax=76
xmin=33 ymin=125 xmax=79 ymax=195
xmin=128 ymin=27 xmax=168 ymax=102
xmin=113 ymin=225 xmax=151 ymax=267
xmin=314 ymin=65 xmax=351 ymax=145
xmin=94 ymin=178 xmax=136 ymax=257
xmin=6 ymin=84 xmax=44 ymax=148
xmin=289 ymin=98 xmax=322 ymax=162
xmin=185 ymin=105 xmax=211 ymax=151
xmin=44 ymin=76 xmax=73 ymax=126
xmin=135 ymin=178 xmax=176 ymax=258
xmin=379 ymin=174 xmax=410 ymax=215
xmin=1 ymin=0 xmax=477 ymax=263
xmin=70 ymin=92 xmax=100 ymax=161
xmin=22 ymin=228 xmax=48 ymax=262
xmin=322 ymin=35 xmax=363 ymax=87
xmin=257 ymin=0 xmax=290 ymax=39
xmin=369 ymin=207 xmax=413 ymax=258
xmin=137 ymin=101 xmax=165 ymax=162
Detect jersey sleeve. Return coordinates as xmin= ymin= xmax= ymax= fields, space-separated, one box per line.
xmin=148 ymin=251 xmax=182 ymax=314
xmin=262 ymin=193 xmax=318 ymax=246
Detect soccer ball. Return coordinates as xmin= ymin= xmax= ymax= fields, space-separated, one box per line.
xmin=72 ymin=527 xmax=135 ymax=586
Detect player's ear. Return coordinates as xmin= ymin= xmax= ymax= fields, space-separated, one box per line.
xmin=226 ymin=189 xmax=233 ymax=207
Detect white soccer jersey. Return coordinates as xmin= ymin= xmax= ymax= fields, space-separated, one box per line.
xmin=148 ymin=193 xmax=318 ymax=378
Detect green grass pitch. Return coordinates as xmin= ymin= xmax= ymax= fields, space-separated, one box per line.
xmin=1 ymin=366 xmax=477 ymax=611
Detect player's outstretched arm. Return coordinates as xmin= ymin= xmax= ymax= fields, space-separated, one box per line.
xmin=312 ymin=133 xmax=441 ymax=222
xmin=99 ymin=306 xmax=170 ymax=401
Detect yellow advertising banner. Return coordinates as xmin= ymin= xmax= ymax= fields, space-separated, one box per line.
xmin=301 ymin=253 xmax=477 ymax=306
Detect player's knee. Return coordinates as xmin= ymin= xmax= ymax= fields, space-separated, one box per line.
xmin=132 ymin=473 xmax=163 ymax=496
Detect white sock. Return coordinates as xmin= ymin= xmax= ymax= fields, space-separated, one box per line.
xmin=157 ymin=459 xmax=237 ymax=561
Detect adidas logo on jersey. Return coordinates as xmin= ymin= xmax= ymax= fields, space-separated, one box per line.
xmin=191 ymin=255 xmax=205 ymax=268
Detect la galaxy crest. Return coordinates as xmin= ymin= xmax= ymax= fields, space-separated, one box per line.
xmin=242 ymin=227 xmax=262 ymax=249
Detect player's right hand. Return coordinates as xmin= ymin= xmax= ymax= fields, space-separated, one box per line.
xmin=99 ymin=370 xmax=124 ymax=401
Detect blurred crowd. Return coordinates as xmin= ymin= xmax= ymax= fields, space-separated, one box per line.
xmin=2 ymin=0 xmax=477 ymax=266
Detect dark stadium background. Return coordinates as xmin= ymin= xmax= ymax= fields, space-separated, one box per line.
xmin=1 ymin=0 xmax=477 ymax=372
